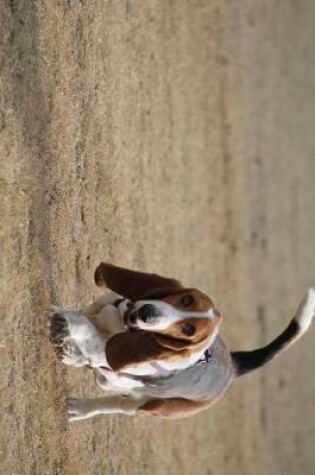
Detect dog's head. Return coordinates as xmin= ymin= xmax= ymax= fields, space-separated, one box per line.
xmin=94 ymin=263 xmax=222 ymax=371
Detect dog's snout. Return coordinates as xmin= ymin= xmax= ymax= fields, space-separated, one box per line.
xmin=129 ymin=313 xmax=137 ymax=324
xmin=138 ymin=304 xmax=160 ymax=323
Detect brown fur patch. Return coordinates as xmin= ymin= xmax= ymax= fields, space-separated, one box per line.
xmin=157 ymin=317 xmax=218 ymax=345
xmin=106 ymin=331 xmax=190 ymax=372
xmin=160 ymin=288 xmax=214 ymax=312
xmin=94 ymin=262 xmax=183 ymax=300
xmin=138 ymin=397 xmax=214 ymax=419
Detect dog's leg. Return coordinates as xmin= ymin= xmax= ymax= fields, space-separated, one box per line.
xmin=80 ymin=292 xmax=129 ymax=336
xmin=67 ymin=395 xmax=147 ymax=421
xmin=67 ymin=395 xmax=213 ymax=420
xmin=81 ymin=291 xmax=123 ymax=317
xmin=95 ymin=367 xmax=144 ymax=394
xmin=49 ymin=309 xmax=87 ymax=366
xmin=49 ymin=306 xmax=108 ymax=368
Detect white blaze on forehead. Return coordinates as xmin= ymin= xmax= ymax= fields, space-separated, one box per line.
xmin=133 ymin=300 xmax=215 ymax=331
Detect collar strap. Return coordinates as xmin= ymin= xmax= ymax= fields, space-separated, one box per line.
xmin=150 ymin=361 xmax=173 ymax=375
xmin=150 ymin=346 xmax=213 ymax=376
xmin=197 ymin=347 xmax=213 ymax=364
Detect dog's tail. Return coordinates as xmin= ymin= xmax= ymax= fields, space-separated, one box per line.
xmin=231 ymin=288 xmax=314 ymax=377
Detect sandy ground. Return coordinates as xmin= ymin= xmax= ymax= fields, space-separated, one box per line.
xmin=1 ymin=1 xmax=315 ymax=474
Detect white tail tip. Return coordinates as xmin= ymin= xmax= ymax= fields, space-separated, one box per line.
xmin=295 ymin=287 xmax=315 ymax=333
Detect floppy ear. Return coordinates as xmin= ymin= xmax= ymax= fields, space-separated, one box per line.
xmin=106 ymin=331 xmax=189 ymax=372
xmin=94 ymin=262 xmax=183 ymax=300
xmin=153 ymin=333 xmax=192 ymax=351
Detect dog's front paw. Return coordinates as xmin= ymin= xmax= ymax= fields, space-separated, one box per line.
xmin=67 ymin=398 xmax=93 ymax=421
xmin=49 ymin=307 xmax=70 ymax=360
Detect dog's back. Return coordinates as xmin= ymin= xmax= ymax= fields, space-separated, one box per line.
xmin=130 ymin=336 xmax=234 ymax=401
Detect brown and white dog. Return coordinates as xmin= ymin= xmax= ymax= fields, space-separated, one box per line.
xmin=49 ymin=262 xmax=315 ymax=421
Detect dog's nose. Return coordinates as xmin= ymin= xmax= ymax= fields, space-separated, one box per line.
xmin=138 ymin=304 xmax=160 ymax=323
xmin=129 ymin=312 xmax=137 ymax=324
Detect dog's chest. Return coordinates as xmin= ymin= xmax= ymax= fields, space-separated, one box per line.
xmin=96 ymin=367 xmax=146 ymax=390
xmin=89 ymin=303 xmax=126 ymax=338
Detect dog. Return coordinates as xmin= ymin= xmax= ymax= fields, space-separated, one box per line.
xmin=49 ymin=262 xmax=315 ymax=420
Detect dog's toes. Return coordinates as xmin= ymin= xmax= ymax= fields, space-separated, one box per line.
xmin=49 ymin=310 xmax=71 ymax=360
xmin=67 ymin=400 xmax=79 ymax=421
xmin=54 ymin=345 xmax=64 ymax=360
xmin=50 ymin=315 xmax=69 ymax=338
xmin=49 ymin=305 xmax=61 ymax=319
xmin=67 ymin=398 xmax=87 ymax=421
xmin=63 ymin=340 xmax=75 ymax=356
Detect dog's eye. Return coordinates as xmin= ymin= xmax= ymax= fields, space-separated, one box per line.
xmin=181 ymin=323 xmax=196 ymax=336
xmin=181 ymin=294 xmax=195 ymax=307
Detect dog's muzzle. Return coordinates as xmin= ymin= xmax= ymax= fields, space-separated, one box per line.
xmin=137 ymin=304 xmax=162 ymax=323
xmin=123 ymin=302 xmax=139 ymax=331
xmin=124 ymin=303 xmax=162 ymax=330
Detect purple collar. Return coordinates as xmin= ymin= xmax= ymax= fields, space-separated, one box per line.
xmin=150 ymin=347 xmax=213 ymax=376
xmin=197 ymin=347 xmax=213 ymax=364
xmin=150 ymin=361 xmax=173 ymax=375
